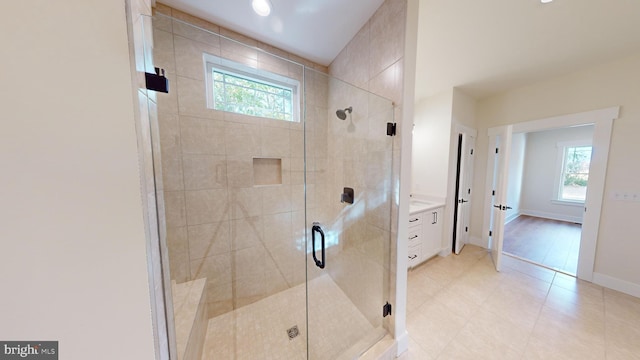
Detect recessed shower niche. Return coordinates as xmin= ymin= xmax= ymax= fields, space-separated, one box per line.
xmin=253 ymin=157 xmax=282 ymax=186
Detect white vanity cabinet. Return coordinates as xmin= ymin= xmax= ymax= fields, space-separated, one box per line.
xmin=407 ymin=206 xmax=444 ymax=268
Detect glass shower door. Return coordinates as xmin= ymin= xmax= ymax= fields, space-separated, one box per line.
xmin=304 ymin=69 xmax=394 ymax=359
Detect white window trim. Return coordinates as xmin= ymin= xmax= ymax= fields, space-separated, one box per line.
xmin=553 ymin=139 xmax=592 ymax=204
xmin=202 ymin=52 xmax=300 ymax=122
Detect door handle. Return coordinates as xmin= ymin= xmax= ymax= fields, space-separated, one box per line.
xmin=493 ymin=204 xmax=502 ymax=209
xmin=311 ymin=222 xmax=325 ymax=269
xmin=432 ymin=211 xmax=438 ymax=224
xmin=458 ymin=199 xmax=469 ymax=203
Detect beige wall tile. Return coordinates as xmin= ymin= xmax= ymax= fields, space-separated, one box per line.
xmin=261 ymin=126 xmax=290 ymax=157
xmin=172 ymin=20 xmax=220 ymax=47
xmin=182 ymin=154 xmax=227 ymax=190
xmin=185 ymin=189 xmax=229 ymax=225
xmin=164 ymin=190 xmax=186 ymax=227
xmin=167 ymin=226 xmax=189 ymax=282
xmin=368 ymin=0 xmax=405 ymax=78
xmin=262 ymin=212 xmax=293 ymax=249
xmin=228 ymin=187 xmax=263 ymax=220
xmin=224 ymin=122 xmax=261 ymax=156
xmin=257 ymin=52 xmax=292 ymax=79
xmin=171 ymin=12 xmax=220 ymax=35
xmin=220 ymin=38 xmax=258 ymax=69
xmin=262 ymin=185 xmax=292 ymax=215
xmin=157 ymin=72 xmax=178 ymax=115
xmin=152 ymin=11 xmax=172 ymax=31
xmin=173 ymin=35 xmax=218 ymax=81
xmin=187 ymin=221 xmax=230 ymax=260
xmin=230 ymin=216 xmax=263 ymax=251
xmin=153 ymin=29 xmax=175 ymax=75
xmin=369 ymin=59 xmax=403 ymax=105
xmin=177 ymin=76 xmax=215 ymax=119
xmin=225 ymin=155 xmax=254 ymax=188
xmin=190 ymin=253 xmax=231 ymax=284
xmin=158 ymin=113 xmax=184 ymax=191
xmin=180 ymin=116 xmax=225 ymax=155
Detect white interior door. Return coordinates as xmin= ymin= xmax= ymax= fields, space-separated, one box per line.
xmin=489 ymin=125 xmax=512 ymax=271
xmin=454 ymin=133 xmax=475 ymax=255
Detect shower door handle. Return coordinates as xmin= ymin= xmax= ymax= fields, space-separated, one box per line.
xmin=311 ymin=222 xmax=325 ymax=269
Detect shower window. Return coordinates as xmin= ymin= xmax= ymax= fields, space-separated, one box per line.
xmin=204 ymin=53 xmax=299 ymax=122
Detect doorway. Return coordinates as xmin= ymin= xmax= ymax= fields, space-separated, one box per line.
xmin=500 ymin=125 xmax=594 ymax=275
xmin=452 ymin=130 xmax=476 ymax=255
xmin=483 ymin=107 xmax=617 ymax=280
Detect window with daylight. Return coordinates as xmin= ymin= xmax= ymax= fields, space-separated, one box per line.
xmin=557 ymin=144 xmax=592 ymax=202
xmin=204 ymin=53 xmax=299 ymax=122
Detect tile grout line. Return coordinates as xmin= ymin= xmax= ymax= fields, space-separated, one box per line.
xmin=519 ymin=270 xmax=557 ymax=359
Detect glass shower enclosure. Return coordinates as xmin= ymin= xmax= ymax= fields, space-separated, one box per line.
xmin=150 ymin=12 xmax=394 ymax=359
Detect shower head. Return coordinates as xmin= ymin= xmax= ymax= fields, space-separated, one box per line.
xmin=336 ymin=106 xmax=352 ymax=120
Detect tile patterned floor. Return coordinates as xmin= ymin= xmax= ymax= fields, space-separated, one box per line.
xmin=201 ymin=274 xmax=384 ymax=360
xmin=400 ymin=245 xmax=640 ymax=360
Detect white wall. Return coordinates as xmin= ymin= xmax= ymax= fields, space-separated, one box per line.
xmin=505 ymin=133 xmax=526 ymax=222
xmin=412 ymin=90 xmax=453 ymax=197
xmin=520 ymin=126 xmax=594 ymax=223
xmin=471 ymin=53 xmax=640 ymax=293
xmin=452 ymin=89 xmax=478 ymax=129
xmin=0 ymin=1 xmax=156 ymax=359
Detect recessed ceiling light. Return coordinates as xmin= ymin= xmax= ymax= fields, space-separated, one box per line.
xmin=541 ymin=0 xmax=553 ymax=3
xmin=252 ymin=0 xmax=272 ymax=16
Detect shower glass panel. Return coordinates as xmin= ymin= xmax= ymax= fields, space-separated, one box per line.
xmin=151 ymin=12 xmax=392 ymax=359
xmin=304 ymin=69 xmax=393 ymax=359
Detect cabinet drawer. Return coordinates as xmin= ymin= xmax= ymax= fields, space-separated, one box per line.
xmin=408 ymin=229 xmax=421 ymax=247
xmin=408 ymin=243 xmax=421 ymax=268
xmin=408 ymin=213 xmax=423 ymax=226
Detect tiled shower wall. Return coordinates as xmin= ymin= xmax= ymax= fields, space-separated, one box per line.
xmin=152 ymin=4 xmax=328 ymax=318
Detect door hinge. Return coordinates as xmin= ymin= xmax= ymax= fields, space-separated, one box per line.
xmin=489 ymin=230 xmax=493 ymax=237
xmin=465 ymin=227 xmax=468 ymax=232
xmin=145 ymin=67 xmax=169 ymax=93
xmin=470 ymin=149 xmax=474 ymax=155
xmin=467 ymin=188 xmax=471 ymax=195
xmin=386 ymin=123 xmax=396 ymax=136
xmin=383 ymin=302 xmax=392 ymax=317
xmin=492 ymin=190 xmax=495 ymax=196
xmin=495 ymin=147 xmax=499 ymax=154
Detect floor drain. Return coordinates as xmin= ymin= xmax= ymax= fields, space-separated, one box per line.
xmin=287 ymin=325 xmax=299 ymax=340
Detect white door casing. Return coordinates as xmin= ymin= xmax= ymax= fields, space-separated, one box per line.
xmin=483 ymin=107 xmax=618 ymax=279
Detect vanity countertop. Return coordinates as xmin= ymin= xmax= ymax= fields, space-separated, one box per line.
xmin=409 ymin=199 xmax=445 ymax=214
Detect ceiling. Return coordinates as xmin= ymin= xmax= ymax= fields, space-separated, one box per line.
xmin=161 ymin=0 xmax=640 ymax=101
xmin=159 ymin=0 xmax=385 ymax=66
xmin=416 ymin=0 xmax=640 ymax=100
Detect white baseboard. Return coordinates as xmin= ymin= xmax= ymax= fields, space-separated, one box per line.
xmin=520 ymin=209 xmax=583 ymax=224
xmin=593 ymin=272 xmax=640 ymax=298
xmin=469 ymin=235 xmax=487 ymax=249
xmin=395 ymin=331 xmax=409 ymax=357
xmin=438 ymin=248 xmax=451 ymax=257
xmin=505 ymin=212 xmax=520 ymax=224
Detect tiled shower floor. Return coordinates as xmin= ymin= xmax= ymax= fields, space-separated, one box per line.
xmin=201 ymin=274 xmax=385 ymax=360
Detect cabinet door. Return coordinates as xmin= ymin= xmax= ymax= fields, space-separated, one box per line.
xmin=422 ymin=208 xmax=444 ymax=258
